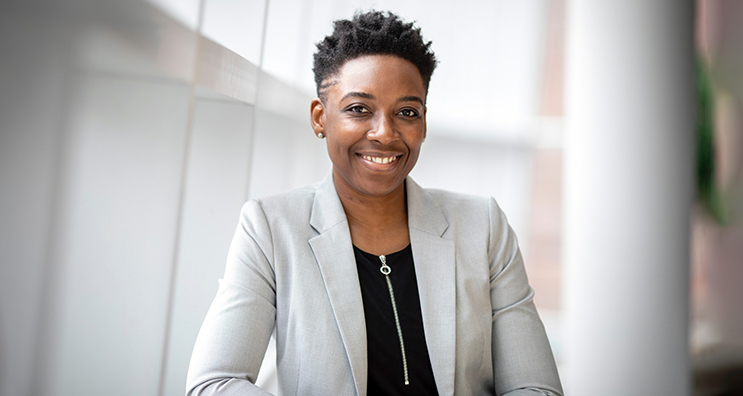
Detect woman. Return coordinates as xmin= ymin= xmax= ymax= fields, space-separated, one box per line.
xmin=187 ymin=11 xmax=562 ymax=396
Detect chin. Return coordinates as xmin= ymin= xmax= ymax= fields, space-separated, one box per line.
xmin=332 ymin=164 xmax=408 ymax=198
xmin=357 ymin=177 xmax=406 ymax=197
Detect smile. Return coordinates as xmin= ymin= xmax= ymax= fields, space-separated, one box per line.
xmin=359 ymin=154 xmax=400 ymax=165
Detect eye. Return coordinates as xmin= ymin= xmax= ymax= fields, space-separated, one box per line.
xmin=398 ymin=108 xmax=419 ymax=118
xmin=347 ymin=105 xmax=370 ymax=114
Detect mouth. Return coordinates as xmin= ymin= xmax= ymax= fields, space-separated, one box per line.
xmin=359 ymin=154 xmax=400 ymax=165
xmin=357 ymin=153 xmax=403 ymax=170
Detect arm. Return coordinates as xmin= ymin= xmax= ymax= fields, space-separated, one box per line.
xmin=488 ymin=198 xmax=563 ymax=396
xmin=186 ymin=201 xmax=277 ymax=396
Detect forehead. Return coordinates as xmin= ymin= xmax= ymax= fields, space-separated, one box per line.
xmin=325 ymin=55 xmax=426 ymax=101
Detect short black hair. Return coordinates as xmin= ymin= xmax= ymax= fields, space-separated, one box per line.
xmin=313 ymin=10 xmax=437 ymax=100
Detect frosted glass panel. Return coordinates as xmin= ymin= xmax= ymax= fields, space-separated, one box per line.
xmin=163 ymin=100 xmax=255 ymax=396
xmin=261 ymin=0 xmax=310 ymax=87
xmin=201 ymin=0 xmax=267 ymax=65
xmin=40 ymin=75 xmax=190 ymax=396
xmin=146 ymin=0 xmax=201 ymax=30
xmin=248 ymin=107 xmax=330 ymax=199
xmin=73 ymin=1 xmax=198 ymax=82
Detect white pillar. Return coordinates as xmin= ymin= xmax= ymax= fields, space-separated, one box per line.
xmin=563 ymin=2 xmax=695 ymax=395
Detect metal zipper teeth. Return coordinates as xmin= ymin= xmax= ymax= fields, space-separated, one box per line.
xmin=379 ymin=254 xmax=410 ymax=386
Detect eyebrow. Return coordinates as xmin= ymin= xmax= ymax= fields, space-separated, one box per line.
xmin=339 ymin=92 xmax=424 ymax=105
xmin=398 ymin=95 xmax=424 ymax=105
xmin=340 ymin=91 xmax=374 ymax=104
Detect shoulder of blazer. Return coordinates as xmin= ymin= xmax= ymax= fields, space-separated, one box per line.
xmin=418 ymin=187 xmax=492 ymax=224
xmin=414 ymin=186 xmax=515 ymax=253
xmin=250 ymin=182 xmax=321 ymax=223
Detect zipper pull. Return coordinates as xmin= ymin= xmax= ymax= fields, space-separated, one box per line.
xmin=379 ymin=254 xmax=391 ymax=275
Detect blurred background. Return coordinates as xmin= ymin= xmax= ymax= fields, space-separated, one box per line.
xmin=0 ymin=0 xmax=741 ymax=395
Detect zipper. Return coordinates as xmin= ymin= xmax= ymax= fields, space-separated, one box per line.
xmin=379 ymin=254 xmax=410 ymax=386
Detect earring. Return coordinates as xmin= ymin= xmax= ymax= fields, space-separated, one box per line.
xmin=317 ymin=132 xmax=325 ymax=139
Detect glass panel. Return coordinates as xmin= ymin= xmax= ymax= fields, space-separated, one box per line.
xmin=201 ymin=0 xmax=267 ymax=65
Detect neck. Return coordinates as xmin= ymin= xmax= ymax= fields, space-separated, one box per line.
xmin=334 ymin=176 xmax=407 ymax=229
xmin=333 ymin=172 xmax=410 ymax=255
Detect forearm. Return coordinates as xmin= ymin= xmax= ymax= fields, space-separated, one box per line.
xmin=185 ymin=279 xmax=276 ymax=396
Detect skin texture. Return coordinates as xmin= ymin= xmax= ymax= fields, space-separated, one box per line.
xmin=310 ymin=55 xmax=427 ymax=255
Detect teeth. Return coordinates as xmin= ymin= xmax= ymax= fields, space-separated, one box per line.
xmin=362 ymin=155 xmax=398 ymax=165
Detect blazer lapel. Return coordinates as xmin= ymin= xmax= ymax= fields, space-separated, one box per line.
xmin=308 ymin=173 xmax=367 ymax=396
xmin=406 ymin=177 xmax=456 ymax=396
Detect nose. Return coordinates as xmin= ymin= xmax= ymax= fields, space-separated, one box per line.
xmin=366 ymin=113 xmax=398 ymax=145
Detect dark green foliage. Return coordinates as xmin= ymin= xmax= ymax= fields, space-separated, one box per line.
xmin=696 ymin=56 xmax=728 ymax=224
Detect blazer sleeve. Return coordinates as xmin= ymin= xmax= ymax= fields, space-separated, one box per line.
xmin=487 ymin=197 xmax=564 ymax=396
xmin=186 ymin=200 xmax=277 ymax=396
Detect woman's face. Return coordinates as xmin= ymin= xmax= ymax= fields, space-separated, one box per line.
xmin=311 ymin=55 xmax=427 ymax=198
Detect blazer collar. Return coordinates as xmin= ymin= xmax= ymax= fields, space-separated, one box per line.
xmin=308 ymin=173 xmax=456 ymax=396
xmin=405 ymin=176 xmax=449 ymax=237
xmin=309 ymin=172 xmax=347 ymax=234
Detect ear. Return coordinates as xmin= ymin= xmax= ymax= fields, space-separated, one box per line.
xmin=310 ymin=98 xmax=326 ymax=137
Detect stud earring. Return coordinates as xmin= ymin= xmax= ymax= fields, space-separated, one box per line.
xmin=317 ymin=132 xmax=325 ymax=139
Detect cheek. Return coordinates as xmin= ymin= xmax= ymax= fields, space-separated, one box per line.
xmin=405 ymin=130 xmax=425 ymax=151
xmin=326 ymin=123 xmax=366 ymax=155
xmin=325 ymin=134 xmax=355 ymax=167
xmin=407 ymin=147 xmax=422 ymax=167
xmin=404 ymin=136 xmax=425 ymax=165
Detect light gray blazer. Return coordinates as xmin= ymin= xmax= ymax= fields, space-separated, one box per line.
xmin=186 ymin=174 xmax=563 ymax=396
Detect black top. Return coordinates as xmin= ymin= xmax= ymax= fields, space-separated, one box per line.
xmin=353 ymin=244 xmax=439 ymax=396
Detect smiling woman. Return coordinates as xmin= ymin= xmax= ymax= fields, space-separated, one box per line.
xmin=187 ymin=10 xmax=563 ymax=396
xmin=312 ymin=55 xmax=426 ymax=202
